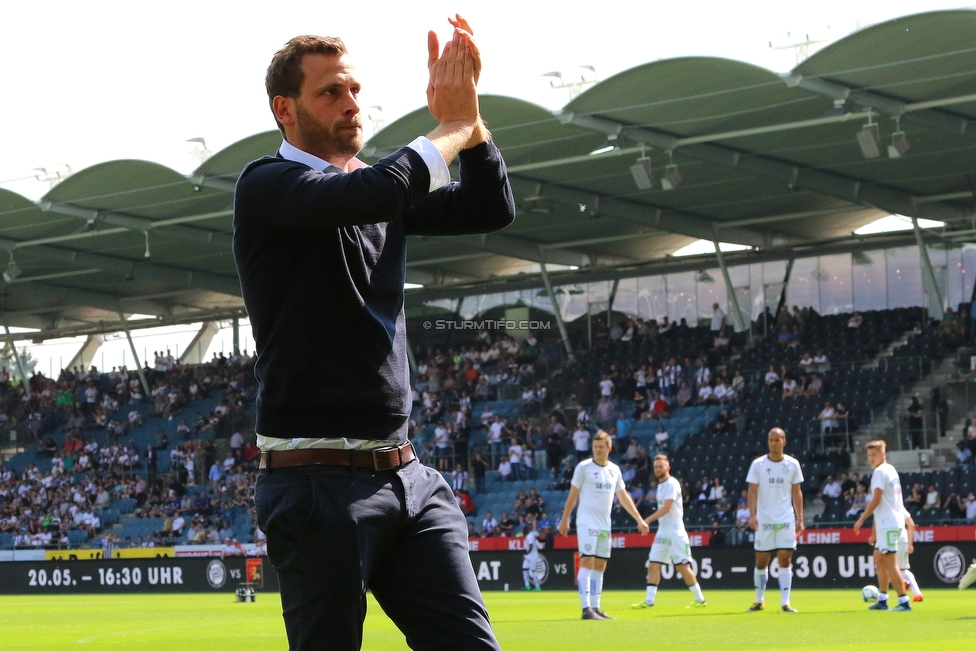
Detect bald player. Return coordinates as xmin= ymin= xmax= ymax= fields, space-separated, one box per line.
xmin=746 ymin=428 xmax=804 ymax=613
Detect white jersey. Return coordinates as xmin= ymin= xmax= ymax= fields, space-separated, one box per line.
xmin=655 ymin=476 xmax=686 ymax=535
xmin=571 ymin=459 xmax=625 ymax=531
xmin=572 ymin=429 xmax=590 ymax=452
xmin=869 ymin=463 xmax=906 ymax=530
xmin=746 ymin=454 xmax=803 ymax=524
xmin=523 ymin=530 xmax=542 ymax=558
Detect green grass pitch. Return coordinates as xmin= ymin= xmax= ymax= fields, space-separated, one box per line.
xmin=1 ymin=589 xmax=973 ymax=650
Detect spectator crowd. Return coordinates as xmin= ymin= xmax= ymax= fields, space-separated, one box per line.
xmin=0 ymin=350 xmax=265 ymax=551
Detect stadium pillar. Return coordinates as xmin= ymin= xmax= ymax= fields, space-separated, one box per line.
xmin=405 ymin=334 xmax=418 ymax=374
xmin=776 ymin=258 xmax=795 ymax=317
xmin=912 ymin=216 xmax=945 ymax=320
xmin=713 ymin=240 xmax=747 ymax=332
xmin=587 ymin=303 xmax=593 ymax=350
xmin=0 ymin=316 xmax=28 ymax=384
xmin=445 ymin=296 xmax=465 ymax=351
xmin=180 ymin=322 xmax=219 ymax=365
xmin=538 ymin=258 xmax=575 ymax=362
xmin=608 ymin=278 xmax=619 ymax=327
xmin=67 ymin=335 xmax=103 ymax=371
xmin=232 ymin=317 xmax=240 ymax=354
xmin=116 ymin=307 xmax=150 ymax=396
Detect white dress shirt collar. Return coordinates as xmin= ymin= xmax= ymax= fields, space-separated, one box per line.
xmin=278 ymin=136 xmax=448 ymax=192
xmin=278 ymin=139 xmax=367 ymax=172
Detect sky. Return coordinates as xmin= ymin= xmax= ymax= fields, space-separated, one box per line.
xmin=1 ymin=0 xmax=970 ymax=200
xmin=0 ymin=0 xmax=969 ymax=372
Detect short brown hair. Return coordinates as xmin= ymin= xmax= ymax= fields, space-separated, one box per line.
xmin=653 ymin=454 xmax=669 ymax=463
xmin=266 ymin=35 xmax=347 ymax=135
xmin=593 ymin=431 xmax=611 ymax=446
xmin=866 ymin=440 xmax=887 ymax=453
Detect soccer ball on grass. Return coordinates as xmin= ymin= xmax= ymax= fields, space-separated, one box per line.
xmin=861 ymin=585 xmax=880 ymax=602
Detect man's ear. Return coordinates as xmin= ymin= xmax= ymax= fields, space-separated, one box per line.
xmin=273 ymin=95 xmax=297 ymax=128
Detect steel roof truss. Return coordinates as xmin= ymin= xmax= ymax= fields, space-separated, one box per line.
xmin=2 ymin=283 xmax=168 ymax=317
xmin=563 ymin=113 xmax=963 ymax=224
xmin=516 ymin=180 xmax=767 ymax=247
xmin=783 ymin=75 xmax=973 ymax=137
xmin=452 ymin=234 xmax=591 ymax=267
xmin=0 ymin=237 xmax=241 ymax=296
xmin=38 ymin=202 xmax=233 ymax=249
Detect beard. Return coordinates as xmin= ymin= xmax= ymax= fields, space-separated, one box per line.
xmin=295 ymin=101 xmax=363 ymax=159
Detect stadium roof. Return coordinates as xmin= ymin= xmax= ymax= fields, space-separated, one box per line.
xmin=1 ymin=9 xmax=974 ymax=340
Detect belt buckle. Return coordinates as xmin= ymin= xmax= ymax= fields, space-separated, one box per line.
xmin=371 ymin=445 xmax=402 ymax=471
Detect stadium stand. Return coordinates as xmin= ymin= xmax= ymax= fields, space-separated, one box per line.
xmin=401 ymin=303 xmax=976 ymax=543
xmin=0 ymin=353 xmax=262 ymax=550
xmin=3 ymin=303 xmax=976 ymax=551
xmin=0 ymin=9 xmax=975 ymax=558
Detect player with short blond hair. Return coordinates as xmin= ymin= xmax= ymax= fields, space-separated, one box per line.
xmin=854 ymin=440 xmax=911 ymax=611
xmin=560 ymin=431 xmax=649 ymax=620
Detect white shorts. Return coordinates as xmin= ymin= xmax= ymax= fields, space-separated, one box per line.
xmin=648 ymin=530 xmax=692 ymax=565
xmin=754 ymin=521 xmax=796 ymax=552
xmin=522 ymin=552 xmax=540 ymax=570
xmin=896 ymin=533 xmax=911 ymax=570
xmin=577 ymin=526 xmax=612 ymax=559
xmin=874 ymin=526 xmax=904 ymax=555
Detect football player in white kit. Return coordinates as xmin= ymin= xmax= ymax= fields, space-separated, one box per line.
xmin=632 ymin=454 xmax=707 ymax=609
xmin=960 ymin=561 xmax=976 ymax=590
xmin=521 ymin=520 xmax=543 ymax=591
xmin=869 ymin=507 xmax=923 ymax=602
xmin=559 ymin=431 xmax=650 ymax=620
xmin=854 ymin=440 xmax=911 ymax=611
xmin=746 ymin=428 xmax=804 ymax=613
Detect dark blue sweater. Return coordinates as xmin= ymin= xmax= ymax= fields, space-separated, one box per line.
xmin=233 ymin=140 xmax=515 ymax=441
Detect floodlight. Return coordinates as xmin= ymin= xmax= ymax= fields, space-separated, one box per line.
xmin=3 ymin=261 xmax=21 ymax=283
xmin=857 ymin=121 xmax=881 ymax=159
xmin=887 ymin=120 xmax=911 ymax=159
xmin=661 ymin=164 xmax=683 ymax=190
xmin=588 ymin=134 xmax=619 ymax=156
xmin=824 ymin=98 xmax=851 ymax=117
xmin=660 ymin=150 xmax=683 ymax=190
xmin=887 ymin=131 xmax=910 ymax=158
xmin=630 ymin=157 xmax=653 ymax=190
xmin=542 ymin=71 xmax=564 ymax=87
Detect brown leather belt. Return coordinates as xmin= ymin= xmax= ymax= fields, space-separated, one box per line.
xmin=259 ymin=442 xmax=415 ymax=472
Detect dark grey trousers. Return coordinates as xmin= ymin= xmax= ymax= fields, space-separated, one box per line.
xmin=255 ymin=459 xmax=500 ymax=651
